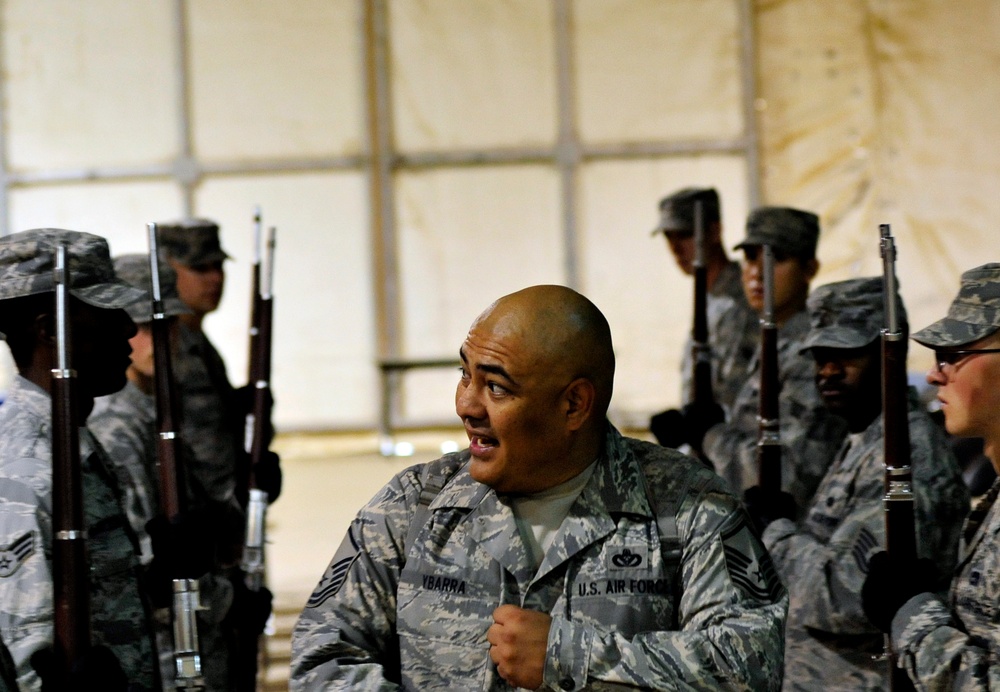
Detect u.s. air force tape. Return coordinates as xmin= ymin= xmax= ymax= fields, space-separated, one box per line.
xmin=306 ymin=527 xmax=361 ymax=609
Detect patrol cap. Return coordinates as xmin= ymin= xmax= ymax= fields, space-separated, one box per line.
xmin=113 ymin=254 xmax=190 ymax=325
xmin=156 ymin=218 xmax=229 ymax=267
xmin=800 ymin=276 xmax=906 ymax=352
xmin=650 ymin=187 xmax=720 ymax=236
xmin=0 ymin=228 xmax=146 ymax=309
xmin=912 ymin=263 xmax=1000 ymax=347
xmin=734 ymin=206 xmax=820 ymax=259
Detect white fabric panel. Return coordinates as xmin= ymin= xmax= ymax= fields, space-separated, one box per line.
xmin=390 ymin=0 xmax=557 ymax=151
xmin=2 ymin=0 xmax=177 ymax=170
xmin=757 ymin=0 xmax=1000 ymax=373
xmin=188 ymin=0 xmax=363 ymax=160
xmin=195 ymin=173 xmax=375 ymax=430
xmin=578 ymin=156 xmax=750 ymax=425
xmin=396 ymin=165 xmax=563 ymax=422
xmin=574 ymin=0 xmax=743 ymax=143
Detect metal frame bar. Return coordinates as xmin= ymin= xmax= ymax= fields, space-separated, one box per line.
xmin=0 ymin=1 xmax=762 ymax=438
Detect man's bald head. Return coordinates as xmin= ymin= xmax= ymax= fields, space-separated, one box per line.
xmin=470 ymin=285 xmax=615 ymax=419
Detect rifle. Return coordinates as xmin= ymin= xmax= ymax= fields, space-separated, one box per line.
xmin=247 ymin=207 xmax=262 ymax=387
xmin=689 ymin=200 xmax=714 ymax=456
xmin=148 ymin=223 xmax=206 ymax=690
xmin=238 ymin=223 xmax=275 ymax=691
xmin=51 ymin=243 xmax=91 ymax=674
xmin=879 ymin=224 xmax=917 ymax=692
xmin=756 ymin=244 xmax=782 ymax=492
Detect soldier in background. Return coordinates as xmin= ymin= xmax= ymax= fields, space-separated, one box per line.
xmin=158 ymin=220 xmax=277 ymax=690
xmin=89 ymin=254 xmax=236 ymax=691
xmin=863 ymin=263 xmax=1000 ymax=688
xmin=648 ymin=187 xmax=757 ymax=419
xmin=292 ymin=285 xmax=787 ymax=690
xmin=664 ymin=207 xmax=848 ymax=510
xmin=750 ymin=277 xmax=968 ymax=690
xmin=0 ymin=229 xmax=156 ymax=690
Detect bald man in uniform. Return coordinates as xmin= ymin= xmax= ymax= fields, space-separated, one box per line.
xmin=291 ymin=285 xmax=787 ymax=690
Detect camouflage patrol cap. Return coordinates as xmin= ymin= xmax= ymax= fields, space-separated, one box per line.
xmin=912 ymin=263 xmax=1000 ymax=347
xmin=800 ymin=276 xmax=906 ymax=352
xmin=156 ymin=218 xmax=229 ymax=267
xmin=734 ymin=206 xmax=819 ymax=259
xmin=0 ymin=228 xmax=146 ymax=309
xmin=650 ymin=187 xmax=720 ymax=236
xmin=113 ymin=254 xmax=190 ymax=324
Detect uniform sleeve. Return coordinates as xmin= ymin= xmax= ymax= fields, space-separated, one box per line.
xmin=0 ymin=472 xmax=54 ymax=691
xmin=290 ymin=468 xmax=422 ymax=691
xmin=544 ymin=488 xmax=788 ymax=691
xmin=892 ymin=592 xmax=1000 ymax=689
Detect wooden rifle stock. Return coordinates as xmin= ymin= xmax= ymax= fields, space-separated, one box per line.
xmin=879 ymin=224 xmax=917 ymax=691
xmin=691 ymin=200 xmax=713 ymax=410
xmin=147 ymin=223 xmax=206 ymax=690
xmin=757 ymin=245 xmax=782 ymax=491
xmin=51 ymin=243 xmax=92 ymax=674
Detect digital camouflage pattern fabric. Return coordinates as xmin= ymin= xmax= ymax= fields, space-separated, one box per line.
xmin=912 ymin=262 xmax=1000 ymax=347
xmin=764 ymin=390 xmax=969 ymax=690
xmin=733 ymin=207 xmax=820 ymax=259
xmin=891 ymin=478 xmax=1000 ymax=688
xmin=291 ymin=425 xmax=788 ymax=691
xmin=680 ymin=259 xmax=758 ymax=413
xmin=0 ymin=376 xmax=156 ymax=691
xmin=0 ymin=229 xmax=144 ymax=308
xmin=800 ymin=276 xmax=905 ymax=352
xmin=703 ymin=310 xmax=849 ymax=511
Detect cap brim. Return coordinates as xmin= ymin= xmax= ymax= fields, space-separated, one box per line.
xmin=127 ymin=295 xmax=191 ymax=324
xmin=72 ymin=282 xmax=148 ymax=310
xmin=799 ymin=329 xmax=878 ymax=354
xmin=650 ymin=225 xmax=689 ymax=237
xmin=912 ymin=317 xmax=1000 ymax=348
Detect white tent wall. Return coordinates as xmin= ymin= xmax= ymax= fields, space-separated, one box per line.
xmin=0 ymin=0 xmax=996 ymax=432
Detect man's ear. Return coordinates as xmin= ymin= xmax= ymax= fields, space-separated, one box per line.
xmin=33 ymin=312 xmax=55 ymax=346
xmin=563 ymin=378 xmax=596 ymax=432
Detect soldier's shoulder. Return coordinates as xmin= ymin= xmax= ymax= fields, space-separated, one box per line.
xmin=624 ymin=438 xmax=731 ymax=500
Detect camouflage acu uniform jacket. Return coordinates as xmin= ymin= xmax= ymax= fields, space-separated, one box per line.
xmin=89 ymin=381 xmax=160 ymax=564
xmin=0 ymin=376 xmax=156 ymax=691
xmin=680 ymin=260 xmax=758 ymax=415
xmin=763 ymin=390 xmax=969 ymax=691
xmin=891 ymin=478 xmax=1000 ymax=689
xmin=291 ymin=425 xmax=788 ymax=691
xmin=702 ymin=310 xmax=849 ymax=510
xmin=173 ymin=323 xmax=240 ymax=507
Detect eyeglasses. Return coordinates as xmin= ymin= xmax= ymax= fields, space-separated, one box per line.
xmin=933 ymin=348 xmax=1000 ymax=373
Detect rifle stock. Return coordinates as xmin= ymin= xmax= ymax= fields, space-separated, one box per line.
xmin=148 ymin=223 xmax=205 ymax=690
xmin=51 ymin=243 xmax=91 ymax=674
xmin=879 ymin=224 xmax=917 ymax=692
xmin=757 ymin=245 xmax=782 ymax=491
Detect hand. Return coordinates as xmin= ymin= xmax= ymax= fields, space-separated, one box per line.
xmin=861 ymin=551 xmax=937 ymax=632
xmin=253 ymin=450 xmax=282 ymax=503
xmin=228 ymin=578 xmax=273 ymax=636
xmin=649 ymin=408 xmax=685 ymax=448
xmin=31 ymin=645 xmax=127 ymax=692
xmin=145 ymin=507 xmax=219 ymax=604
xmin=742 ymin=486 xmax=797 ymax=533
xmin=680 ymin=400 xmax=725 ymax=451
xmin=487 ymin=604 xmax=550 ymax=690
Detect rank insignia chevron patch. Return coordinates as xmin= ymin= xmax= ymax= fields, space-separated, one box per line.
xmin=721 ymin=519 xmax=783 ymax=602
xmin=0 ymin=532 xmax=34 ymax=578
xmin=306 ymin=527 xmax=360 ymax=609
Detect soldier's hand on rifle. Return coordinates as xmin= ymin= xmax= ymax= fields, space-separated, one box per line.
xmin=31 ymin=644 xmax=128 ymax=692
xmin=145 ymin=507 xmax=219 ymax=605
xmin=861 ymin=551 xmax=937 ymax=632
xmin=228 ymin=578 xmax=273 ymax=636
xmin=681 ymin=400 xmax=725 ymax=450
xmin=742 ymin=485 xmax=796 ymax=533
xmin=649 ymin=408 xmax=686 ymax=448
xmin=254 ymin=449 xmax=283 ymax=503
